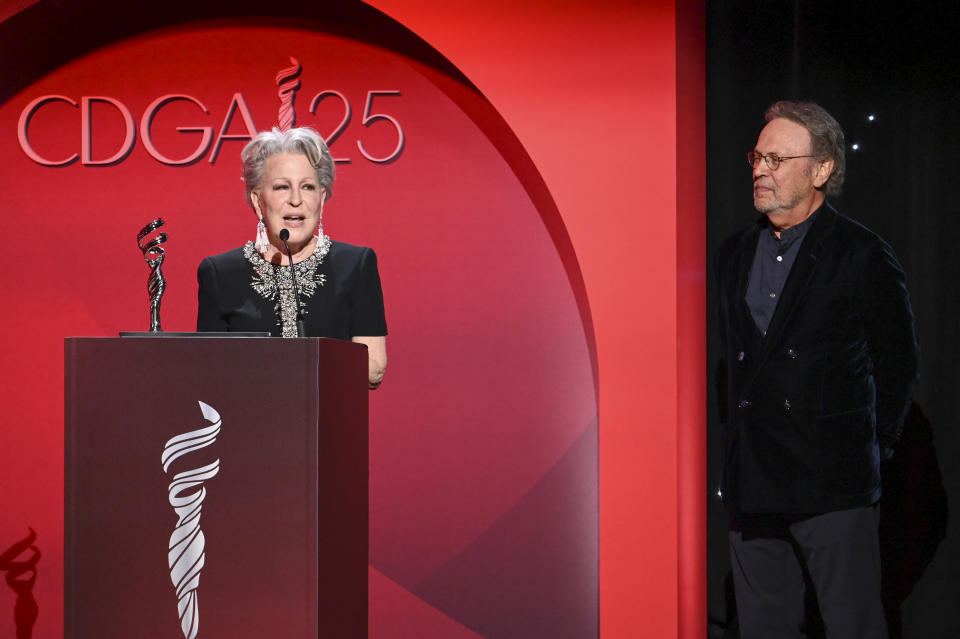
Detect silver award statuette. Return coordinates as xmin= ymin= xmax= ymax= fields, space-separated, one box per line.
xmin=137 ymin=218 xmax=167 ymax=332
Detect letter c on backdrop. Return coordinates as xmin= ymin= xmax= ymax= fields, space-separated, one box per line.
xmin=18 ymin=94 xmax=80 ymax=166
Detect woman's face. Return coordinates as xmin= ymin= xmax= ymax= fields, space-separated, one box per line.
xmin=250 ymin=152 xmax=325 ymax=254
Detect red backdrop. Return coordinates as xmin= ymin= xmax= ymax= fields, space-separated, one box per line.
xmin=365 ymin=1 xmax=705 ymax=635
xmin=0 ymin=1 xmax=705 ymax=637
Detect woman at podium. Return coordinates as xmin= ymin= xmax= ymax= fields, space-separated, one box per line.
xmin=196 ymin=126 xmax=387 ymax=389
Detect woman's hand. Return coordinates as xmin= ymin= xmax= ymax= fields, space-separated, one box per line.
xmin=351 ymin=336 xmax=387 ymax=389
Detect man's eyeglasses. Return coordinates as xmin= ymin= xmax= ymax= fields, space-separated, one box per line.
xmin=747 ymin=151 xmax=816 ymax=170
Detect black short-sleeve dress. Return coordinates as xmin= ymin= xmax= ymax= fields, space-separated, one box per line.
xmin=197 ymin=237 xmax=387 ymax=339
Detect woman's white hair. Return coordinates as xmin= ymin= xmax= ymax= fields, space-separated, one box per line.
xmin=241 ymin=127 xmax=335 ymax=205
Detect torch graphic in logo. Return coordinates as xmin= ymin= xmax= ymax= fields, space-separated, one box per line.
xmin=0 ymin=528 xmax=40 ymax=639
xmin=275 ymin=57 xmax=302 ymax=131
xmin=161 ymin=402 xmax=221 ymax=639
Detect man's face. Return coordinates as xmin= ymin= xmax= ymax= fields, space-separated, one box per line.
xmin=751 ymin=118 xmax=823 ymax=219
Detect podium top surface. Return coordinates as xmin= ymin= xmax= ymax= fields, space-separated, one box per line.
xmin=118 ymin=331 xmax=270 ymax=337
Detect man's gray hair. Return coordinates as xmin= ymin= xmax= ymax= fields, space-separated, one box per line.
xmin=765 ymin=101 xmax=846 ymax=197
xmin=241 ymin=127 xmax=335 ymax=205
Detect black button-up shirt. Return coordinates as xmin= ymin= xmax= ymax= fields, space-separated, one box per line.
xmin=745 ymin=211 xmax=818 ymax=335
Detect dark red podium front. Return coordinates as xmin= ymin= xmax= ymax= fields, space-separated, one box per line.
xmin=64 ymin=337 xmax=369 ymax=639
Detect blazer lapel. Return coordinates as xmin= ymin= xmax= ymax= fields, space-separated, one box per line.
xmin=733 ymin=224 xmax=764 ymax=352
xmin=760 ymin=204 xmax=838 ymax=354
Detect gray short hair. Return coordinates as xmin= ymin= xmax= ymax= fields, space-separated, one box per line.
xmin=765 ymin=101 xmax=846 ymax=197
xmin=241 ymin=127 xmax=335 ymax=205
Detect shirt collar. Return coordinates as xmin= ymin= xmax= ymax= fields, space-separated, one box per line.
xmin=764 ymin=206 xmax=821 ymax=245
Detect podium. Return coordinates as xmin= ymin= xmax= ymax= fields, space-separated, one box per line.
xmin=64 ymin=337 xmax=369 ymax=639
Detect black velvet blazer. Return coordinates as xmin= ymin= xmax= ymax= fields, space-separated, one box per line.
xmin=715 ymin=203 xmax=918 ymax=515
xmin=197 ymin=240 xmax=387 ymax=339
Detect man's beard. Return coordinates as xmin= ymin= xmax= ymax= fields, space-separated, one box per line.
xmin=754 ymin=187 xmax=805 ymax=215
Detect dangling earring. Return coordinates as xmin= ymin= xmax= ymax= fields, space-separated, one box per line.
xmin=255 ymin=215 xmax=270 ymax=254
xmin=315 ymin=193 xmax=326 ymax=240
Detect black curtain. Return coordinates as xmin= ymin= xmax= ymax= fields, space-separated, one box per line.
xmin=706 ymin=1 xmax=960 ymax=636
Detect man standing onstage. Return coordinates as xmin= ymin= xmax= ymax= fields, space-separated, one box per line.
xmin=715 ymin=101 xmax=919 ymax=638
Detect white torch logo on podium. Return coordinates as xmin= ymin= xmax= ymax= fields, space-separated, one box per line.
xmin=161 ymin=401 xmax=221 ymax=639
